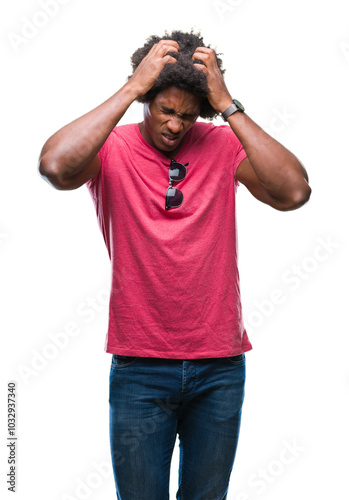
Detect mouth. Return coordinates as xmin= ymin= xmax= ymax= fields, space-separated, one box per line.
xmin=161 ymin=133 xmax=180 ymax=146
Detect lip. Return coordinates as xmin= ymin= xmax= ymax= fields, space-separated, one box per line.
xmin=161 ymin=133 xmax=180 ymax=146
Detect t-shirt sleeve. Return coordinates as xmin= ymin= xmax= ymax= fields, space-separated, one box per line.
xmin=213 ymin=124 xmax=247 ymax=188
xmin=233 ymin=141 xmax=247 ymax=187
xmin=228 ymin=127 xmax=247 ymax=188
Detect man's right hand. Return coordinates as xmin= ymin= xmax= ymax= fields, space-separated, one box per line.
xmin=38 ymin=40 xmax=179 ymax=190
xmin=126 ymin=40 xmax=179 ymax=99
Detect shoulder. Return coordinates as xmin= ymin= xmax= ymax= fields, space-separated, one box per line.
xmin=106 ymin=123 xmax=138 ymax=142
xmin=191 ymin=120 xmax=217 ymax=137
xmin=190 ymin=120 xmax=241 ymax=146
xmin=97 ymin=124 xmax=137 ymax=166
xmin=100 ymin=123 xmax=139 ymax=156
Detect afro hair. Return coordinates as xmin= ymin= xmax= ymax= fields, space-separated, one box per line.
xmin=128 ymin=29 xmax=226 ymax=120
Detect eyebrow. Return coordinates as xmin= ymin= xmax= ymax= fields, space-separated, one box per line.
xmin=159 ymin=105 xmax=197 ymax=118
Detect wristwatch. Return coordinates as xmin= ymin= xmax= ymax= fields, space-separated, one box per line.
xmin=221 ymin=99 xmax=245 ymax=121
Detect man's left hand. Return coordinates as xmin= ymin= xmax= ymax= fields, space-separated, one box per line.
xmin=192 ymin=47 xmax=232 ymax=114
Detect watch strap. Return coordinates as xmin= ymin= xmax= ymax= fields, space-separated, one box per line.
xmin=221 ymin=99 xmax=245 ymax=121
xmin=222 ymin=103 xmax=239 ymax=120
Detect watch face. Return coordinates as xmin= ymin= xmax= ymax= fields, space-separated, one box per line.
xmin=233 ymin=99 xmax=245 ymax=112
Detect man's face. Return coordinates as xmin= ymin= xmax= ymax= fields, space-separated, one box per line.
xmin=139 ymin=86 xmax=202 ymax=158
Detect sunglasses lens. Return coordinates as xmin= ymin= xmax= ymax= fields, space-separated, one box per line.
xmin=169 ymin=162 xmax=186 ymax=181
xmin=166 ymin=187 xmax=183 ymax=208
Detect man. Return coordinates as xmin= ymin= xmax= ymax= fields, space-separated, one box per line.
xmin=38 ymin=30 xmax=311 ymax=500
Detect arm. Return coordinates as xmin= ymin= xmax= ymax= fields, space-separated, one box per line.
xmin=38 ymin=85 xmax=135 ymax=190
xmin=38 ymin=39 xmax=180 ymax=190
xmin=192 ymin=47 xmax=311 ymax=211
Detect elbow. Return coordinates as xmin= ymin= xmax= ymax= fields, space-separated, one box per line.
xmin=284 ymin=183 xmax=312 ymax=211
xmin=38 ymin=156 xmax=66 ymax=190
xmin=38 ymin=154 xmax=54 ymax=179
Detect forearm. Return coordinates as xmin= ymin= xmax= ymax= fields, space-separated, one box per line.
xmin=38 ymin=82 xmax=138 ymax=179
xmin=226 ymin=111 xmax=310 ymax=201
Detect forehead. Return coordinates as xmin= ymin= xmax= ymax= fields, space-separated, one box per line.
xmin=154 ymin=86 xmax=201 ymax=114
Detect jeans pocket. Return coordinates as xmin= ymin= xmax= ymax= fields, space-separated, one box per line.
xmin=111 ymin=354 xmax=139 ymax=368
xmin=226 ymin=353 xmax=245 ymax=365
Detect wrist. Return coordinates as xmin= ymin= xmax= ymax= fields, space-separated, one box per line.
xmin=120 ymin=81 xmax=141 ymax=102
xmin=215 ymin=97 xmax=233 ymax=115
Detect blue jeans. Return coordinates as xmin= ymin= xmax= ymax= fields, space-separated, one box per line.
xmin=109 ymin=353 xmax=246 ymax=500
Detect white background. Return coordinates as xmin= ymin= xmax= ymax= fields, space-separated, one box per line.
xmin=1 ymin=0 xmax=348 ymax=498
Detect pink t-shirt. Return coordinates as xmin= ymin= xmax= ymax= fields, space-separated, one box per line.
xmin=86 ymin=121 xmax=252 ymax=358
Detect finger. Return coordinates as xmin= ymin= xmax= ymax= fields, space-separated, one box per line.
xmin=192 ymin=52 xmax=210 ymax=68
xmin=192 ymin=52 xmax=210 ymax=61
xmin=147 ymin=40 xmax=179 ymax=59
xmin=159 ymin=39 xmax=180 ymax=47
xmin=194 ymin=46 xmax=214 ymax=54
xmin=193 ymin=62 xmax=207 ymax=73
xmin=156 ymin=39 xmax=180 ymax=52
xmin=158 ymin=44 xmax=179 ymax=58
xmin=162 ymin=54 xmax=178 ymax=65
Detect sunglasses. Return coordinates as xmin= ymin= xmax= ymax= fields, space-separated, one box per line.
xmin=165 ymin=159 xmax=188 ymax=210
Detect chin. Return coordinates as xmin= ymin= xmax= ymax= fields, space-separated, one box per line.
xmin=156 ymin=141 xmax=176 ymax=152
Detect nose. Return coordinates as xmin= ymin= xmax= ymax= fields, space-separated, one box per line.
xmin=167 ymin=116 xmax=183 ymax=134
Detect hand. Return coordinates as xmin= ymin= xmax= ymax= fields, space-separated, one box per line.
xmin=127 ymin=40 xmax=179 ymax=99
xmin=192 ymin=47 xmax=232 ymax=114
